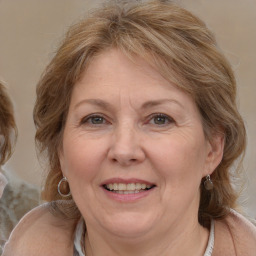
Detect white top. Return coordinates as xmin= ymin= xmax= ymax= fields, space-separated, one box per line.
xmin=73 ymin=218 xmax=85 ymax=256
xmin=74 ymin=218 xmax=215 ymax=256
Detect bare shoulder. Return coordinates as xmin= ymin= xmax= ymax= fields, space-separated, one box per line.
xmin=2 ymin=202 xmax=77 ymax=256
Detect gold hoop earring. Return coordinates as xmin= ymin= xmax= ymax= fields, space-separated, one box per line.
xmin=58 ymin=176 xmax=71 ymax=197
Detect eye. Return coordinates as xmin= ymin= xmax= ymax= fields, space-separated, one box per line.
xmin=90 ymin=116 xmax=105 ymax=124
xmin=148 ymin=113 xmax=174 ymax=126
xmin=80 ymin=114 xmax=107 ymax=125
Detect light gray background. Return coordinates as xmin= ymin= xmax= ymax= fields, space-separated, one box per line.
xmin=0 ymin=0 xmax=255 ymax=218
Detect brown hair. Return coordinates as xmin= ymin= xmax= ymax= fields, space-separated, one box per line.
xmin=0 ymin=82 xmax=17 ymax=165
xmin=34 ymin=0 xmax=246 ymax=223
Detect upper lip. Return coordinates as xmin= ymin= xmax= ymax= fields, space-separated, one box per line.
xmin=101 ymin=178 xmax=155 ymax=186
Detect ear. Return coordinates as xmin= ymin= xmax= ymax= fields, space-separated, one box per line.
xmin=203 ymin=132 xmax=224 ymax=176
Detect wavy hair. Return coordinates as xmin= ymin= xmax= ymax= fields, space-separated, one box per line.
xmin=0 ymin=82 xmax=17 ymax=165
xmin=34 ymin=0 xmax=246 ymax=224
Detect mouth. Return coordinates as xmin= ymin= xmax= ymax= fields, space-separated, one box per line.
xmin=103 ymin=183 xmax=156 ymax=194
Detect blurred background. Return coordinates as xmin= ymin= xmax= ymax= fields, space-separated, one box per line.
xmin=0 ymin=0 xmax=255 ymax=222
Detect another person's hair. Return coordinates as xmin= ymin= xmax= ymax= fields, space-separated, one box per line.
xmin=0 ymin=82 xmax=17 ymax=165
xmin=34 ymin=0 xmax=246 ymax=223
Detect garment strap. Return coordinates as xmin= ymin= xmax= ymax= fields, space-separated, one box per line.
xmin=73 ymin=217 xmax=85 ymax=256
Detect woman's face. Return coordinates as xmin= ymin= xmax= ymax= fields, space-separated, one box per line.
xmin=59 ymin=48 xmax=222 ymax=239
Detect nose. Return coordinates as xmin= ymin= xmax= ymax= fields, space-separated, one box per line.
xmin=107 ymin=124 xmax=145 ymax=166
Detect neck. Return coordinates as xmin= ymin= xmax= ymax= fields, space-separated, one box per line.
xmin=84 ymin=218 xmax=209 ymax=256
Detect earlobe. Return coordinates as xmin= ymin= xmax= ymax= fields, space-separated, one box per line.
xmin=204 ymin=133 xmax=224 ymax=176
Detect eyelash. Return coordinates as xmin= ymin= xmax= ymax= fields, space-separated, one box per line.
xmin=80 ymin=114 xmax=108 ymax=126
xmin=79 ymin=113 xmax=175 ymax=127
xmin=147 ymin=113 xmax=174 ymax=126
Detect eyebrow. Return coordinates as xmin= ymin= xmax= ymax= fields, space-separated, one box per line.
xmin=74 ymin=98 xmax=184 ymax=110
xmin=141 ymin=99 xmax=184 ymax=109
xmin=74 ymin=99 xmax=113 ymax=110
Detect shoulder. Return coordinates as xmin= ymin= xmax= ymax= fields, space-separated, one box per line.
xmin=0 ymin=171 xmax=39 ymax=241
xmin=214 ymin=210 xmax=256 ymax=256
xmin=2 ymin=201 xmax=77 ymax=256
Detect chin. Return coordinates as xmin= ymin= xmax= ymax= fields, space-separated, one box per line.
xmin=99 ymin=212 xmax=156 ymax=238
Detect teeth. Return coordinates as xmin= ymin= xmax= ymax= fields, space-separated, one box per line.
xmin=113 ymin=183 xmax=118 ymax=190
xmin=135 ymin=183 xmax=142 ymax=190
xmin=141 ymin=184 xmax=146 ymax=189
xmin=127 ymin=183 xmax=135 ymax=190
xmin=119 ymin=183 xmax=126 ymax=190
xmin=118 ymin=190 xmax=140 ymax=194
xmin=105 ymin=183 xmax=153 ymax=192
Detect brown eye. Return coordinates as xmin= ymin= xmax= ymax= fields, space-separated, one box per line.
xmin=154 ymin=116 xmax=167 ymax=125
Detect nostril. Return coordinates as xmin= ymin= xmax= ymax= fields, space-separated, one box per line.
xmin=108 ymin=142 xmax=145 ymax=165
xmin=111 ymin=157 xmax=138 ymax=166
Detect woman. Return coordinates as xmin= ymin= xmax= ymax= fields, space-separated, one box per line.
xmin=0 ymin=82 xmax=16 ymax=198
xmin=0 ymin=84 xmax=39 ymax=250
xmin=3 ymin=1 xmax=256 ymax=255
xmin=0 ymin=82 xmax=17 ymax=252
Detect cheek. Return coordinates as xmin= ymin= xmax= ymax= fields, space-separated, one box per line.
xmin=60 ymin=137 xmax=106 ymax=210
xmin=149 ymin=137 xmax=206 ymax=213
xmin=60 ymin=136 xmax=105 ymax=183
xmin=149 ymin=135 xmax=206 ymax=188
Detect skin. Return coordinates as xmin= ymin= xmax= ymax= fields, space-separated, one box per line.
xmin=59 ymin=48 xmax=224 ymax=256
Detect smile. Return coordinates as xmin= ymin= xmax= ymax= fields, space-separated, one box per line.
xmin=103 ymin=183 xmax=155 ymax=194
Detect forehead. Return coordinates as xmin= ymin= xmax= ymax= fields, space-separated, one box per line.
xmin=74 ymin=49 xmax=182 ymax=97
xmin=69 ymin=49 xmax=199 ymax=117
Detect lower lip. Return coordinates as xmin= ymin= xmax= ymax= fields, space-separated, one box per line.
xmin=102 ymin=187 xmax=155 ymax=202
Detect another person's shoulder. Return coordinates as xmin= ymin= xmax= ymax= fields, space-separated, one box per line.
xmin=2 ymin=201 xmax=77 ymax=256
xmin=214 ymin=209 xmax=256 ymax=256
